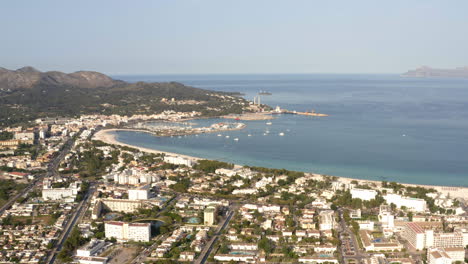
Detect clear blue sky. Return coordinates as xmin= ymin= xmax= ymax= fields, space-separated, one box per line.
xmin=2 ymin=0 xmax=468 ymax=75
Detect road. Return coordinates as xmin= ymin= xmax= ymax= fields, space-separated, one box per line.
xmin=0 ymin=136 xmax=75 ymax=216
xmin=46 ymin=183 xmax=96 ymax=264
xmin=194 ymin=204 xmax=237 ymax=264
xmin=129 ymin=195 xmax=179 ymax=264
xmin=337 ymin=208 xmax=369 ymax=263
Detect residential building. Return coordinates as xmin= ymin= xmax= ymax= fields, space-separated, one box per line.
xmin=128 ymin=185 xmax=150 ymax=200
xmin=383 ymin=194 xmax=427 ymax=212
xmin=204 ymin=205 xmax=217 ymax=226
xmin=351 ymin=188 xmax=377 ymax=201
xmin=104 ymin=221 xmax=151 ymax=242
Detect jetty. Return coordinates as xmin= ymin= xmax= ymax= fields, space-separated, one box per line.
xmin=272 ymin=106 xmax=329 ymax=117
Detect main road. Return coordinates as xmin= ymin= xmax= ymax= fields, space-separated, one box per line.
xmin=46 ymin=183 xmax=96 ymax=264
xmin=194 ymin=204 xmax=238 ymax=264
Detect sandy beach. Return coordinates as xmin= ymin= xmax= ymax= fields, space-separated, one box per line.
xmin=93 ymin=129 xmax=201 ymax=162
xmin=93 ymin=129 xmax=468 ymax=200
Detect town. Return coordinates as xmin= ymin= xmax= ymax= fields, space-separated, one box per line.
xmin=0 ymin=112 xmax=467 ymax=264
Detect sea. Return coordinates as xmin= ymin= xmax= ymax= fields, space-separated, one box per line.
xmin=112 ymin=74 xmax=468 ymax=187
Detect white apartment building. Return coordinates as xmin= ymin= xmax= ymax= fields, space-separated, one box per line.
xmin=319 ymin=210 xmax=335 ymax=231
xmin=128 ymin=185 xmax=150 ymax=200
xmin=113 ymin=169 xmax=159 ymax=185
xmin=378 ymin=205 xmax=395 ymax=229
xmin=14 ymin=132 xmax=35 ymax=141
xmin=350 ymin=188 xmax=377 ymax=201
xmin=404 ymin=222 xmax=431 ymax=250
xmin=42 ymin=181 xmax=80 ymax=201
xmin=384 ymin=194 xmax=427 ymax=212
xmin=404 ymin=222 xmax=464 ymax=250
xmin=100 ymin=199 xmax=143 ymax=213
xmin=357 ymin=220 xmax=374 ymax=231
xmin=204 ymin=206 xmax=217 ymax=226
xmin=163 ymin=155 xmax=194 ymax=167
xmin=214 ymin=254 xmax=255 ymax=263
xmin=76 ymin=239 xmax=108 ymax=257
xmin=230 ymin=243 xmax=258 ymax=251
xmin=427 ymin=247 xmax=465 ymax=264
xmin=104 ymin=221 xmax=150 ymax=242
xmin=433 ymin=232 xmax=464 ymax=248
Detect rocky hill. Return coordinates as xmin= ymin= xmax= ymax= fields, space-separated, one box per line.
xmin=0 ymin=66 xmax=248 ymax=126
xmin=0 ymin=66 xmax=123 ymax=90
xmin=402 ymin=66 xmax=468 ymax=78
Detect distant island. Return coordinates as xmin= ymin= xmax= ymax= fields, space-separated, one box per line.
xmin=402 ymin=66 xmax=468 ymax=78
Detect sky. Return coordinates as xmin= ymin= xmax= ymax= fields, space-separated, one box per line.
xmin=1 ymin=0 xmax=468 ymax=75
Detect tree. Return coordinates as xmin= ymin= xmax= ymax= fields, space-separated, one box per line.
xmin=258 ymin=236 xmax=274 ymax=254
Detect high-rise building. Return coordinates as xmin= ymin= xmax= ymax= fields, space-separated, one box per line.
xmin=204 ymin=206 xmax=217 ymax=226
xmin=404 ymin=222 xmax=463 ymax=250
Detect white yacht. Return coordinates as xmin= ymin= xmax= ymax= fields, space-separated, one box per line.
xmin=279 ymin=132 xmax=285 ymax=136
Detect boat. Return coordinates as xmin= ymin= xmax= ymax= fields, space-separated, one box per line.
xmin=266 ymin=122 xmax=272 ymax=125
xmin=263 ymin=133 xmax=267 ymax=136
xmin=217 ymin=134 xmax=222 ymax=137
xmin=247 ymin=134 xmax=252 ymax=137
xmin=279 ymin=132 xmax=285 ymax=136
xmin=225 ymin=135 xmax=230 ymax=138
xmin=234 ymin=138 xmax=239 ymax=141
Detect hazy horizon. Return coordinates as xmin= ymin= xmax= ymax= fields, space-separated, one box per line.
xmin=2 ymin=0 xmax=468 ymax=75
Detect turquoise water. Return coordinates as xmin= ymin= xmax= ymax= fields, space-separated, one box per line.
xmin=113 ymin=74 xmax=468 ymax=187
xmin=230 ymin=251 xmax=256 ymax=255
xmin=186 ymin=217 xmax=200 ymax=224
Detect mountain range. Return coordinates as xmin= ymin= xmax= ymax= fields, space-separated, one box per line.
xmin=0 ymin=66 xmax=247 ymax=126
xmin=0 ymin=66 xmax=123 ymax=90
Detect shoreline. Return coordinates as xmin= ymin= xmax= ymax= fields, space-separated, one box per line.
xmin=93 ymin=129 xmax=201 ymax=162
xmin=93 ymin=129 xmax=468 ymax=200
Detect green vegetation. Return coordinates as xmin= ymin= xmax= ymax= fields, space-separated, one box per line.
xmin=75 ymin=181 xmax=90 ymax=202
xmin=0 ymin=81 xmax=247 ymax=126
xmin=0 ymin=131 xmax=13 ymax=140
xmin=57 ymin=227 xmax=89 ymax=262
xmin=169 ymin=178 xmax=191 ymax=193
xmin=71 ymin=141 xmax=120 ymax=178
xmin=258 ymin=236 xmax=274 ymax=254
xmin=331 ymin=190 xmax=384 ymax=209
xmin=0 ymin=179 xmax=27 ymax=207
xmin=194 ymin=159 xmax=234 ymax=173
xmin=14 ymin=144 xmax=43 ymax=159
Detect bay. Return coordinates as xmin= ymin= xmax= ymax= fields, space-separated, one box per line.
xmin=112 ymin=74 xmax=468 ymax=187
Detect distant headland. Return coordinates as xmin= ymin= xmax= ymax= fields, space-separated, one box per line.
xmin=402 ymin=66 xmax=468 ymax=78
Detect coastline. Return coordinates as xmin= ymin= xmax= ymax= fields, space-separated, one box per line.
xmin=93 ymin=129 xmax=201 ymax=162
xmin=93 ymin=129 xmax=468 ymax=200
